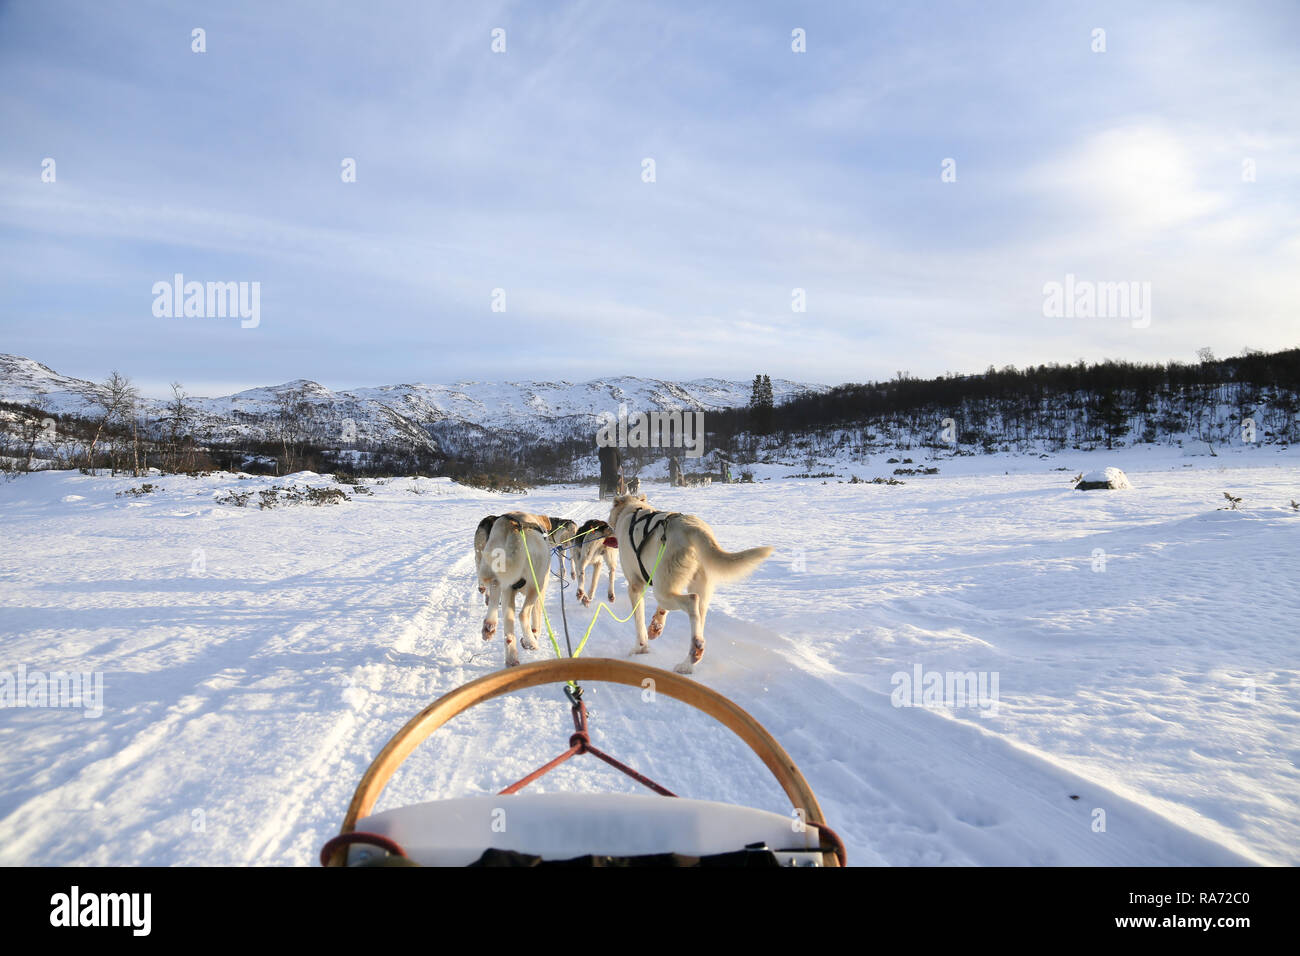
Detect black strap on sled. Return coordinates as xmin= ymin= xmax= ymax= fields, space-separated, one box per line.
xmin=627 ymin=509 xmax=677 ymax=585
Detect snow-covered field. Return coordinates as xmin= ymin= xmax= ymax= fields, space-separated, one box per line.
xmin=1 ymin=445 xmax=1297 ymax=866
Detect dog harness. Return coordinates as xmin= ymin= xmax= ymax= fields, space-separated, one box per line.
xmin=501 ymin=513 xmax=550 ymax=537
xmin=546 ymin=517 xmax=577 ymax=544
xmin=575 ymin=520 xmax=611 ymax=546
xmin=626 ymin=509 xmax=678 ymax=584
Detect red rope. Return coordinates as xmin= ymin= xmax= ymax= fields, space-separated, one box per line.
xmin=498 ymin=743 xmax=583 ymax=795
xmin=497 ymin=698 xmax=675 ymax=797
xmin=583 ymin=743 xmax=676 ymax=796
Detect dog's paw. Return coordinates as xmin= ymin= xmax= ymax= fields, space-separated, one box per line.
xmin=505 ymin=655 xmax=520 ymax=668
xmin=647 ymin=609 xmax=667 ymax=639
xmin=521 ymin=633 xmax=539 ymax=651
xmin=673 ymin=660 xmax=695 ymax=675
xmin=630 ymin=643 xmax=651 ymax=656
xmin=481 ymin=621 xmax=497 ymax=640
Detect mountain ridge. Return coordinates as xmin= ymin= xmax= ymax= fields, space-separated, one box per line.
xmin=0 ymin=352 xmax=821 ymax=451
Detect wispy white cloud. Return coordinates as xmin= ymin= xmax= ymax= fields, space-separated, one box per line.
xmin=0 ymin=0 xmax=1297 ymax=390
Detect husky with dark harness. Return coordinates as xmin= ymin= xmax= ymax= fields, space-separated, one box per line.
xmin=544 ymin=516 xmax=579 ymax=582
xmin=573 ymin=518 xmax=618 ymax=607
xmin=608 ymin=493 xmax=773 ymax=674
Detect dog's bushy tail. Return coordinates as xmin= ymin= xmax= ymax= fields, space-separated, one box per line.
xmin=706 ymin=544 xmax=773 ymax=581
xmin=692 ymin=522 xmax=773 ymax=582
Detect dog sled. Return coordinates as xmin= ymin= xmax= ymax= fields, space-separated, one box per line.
xmin=320 ymin=658 xmax=845 ymax=867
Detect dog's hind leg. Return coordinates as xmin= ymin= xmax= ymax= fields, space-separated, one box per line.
xmin=653 ymin=589 xmax=702 ymax=673
xmin=694 ymin=581 xmax=714 ymax=663
xmin=604 ymin=552 xmax=616 ymax=603
xmin=627 ymin=577 xmax=651 ymax=656
xmin=577 ymin=558 xmax=592 ymax=606
xmin=502 ymin=585 xmax=520 ymax=667
xmin=530 ymin=548 xmax=549 ymax=646
xmin=520 ymin=586 xmax=540 ymax=652
xmin=683 ymin=577 xmax=715 ymax=671
xmin=481 ymin=578 xmax=500 ymax=640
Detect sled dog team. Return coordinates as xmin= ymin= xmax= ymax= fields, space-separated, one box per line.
xmin=474 ymin=493 xmax=772 ymax=674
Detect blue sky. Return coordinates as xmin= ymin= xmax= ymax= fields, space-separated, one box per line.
xmin=1 ymin=0 xmax=1297 ymax=397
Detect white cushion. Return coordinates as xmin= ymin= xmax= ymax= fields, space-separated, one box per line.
xmin=352 ymin=792 xmax=823 ymax=866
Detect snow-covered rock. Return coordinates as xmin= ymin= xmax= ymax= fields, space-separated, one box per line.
xmin=1076 ymin=467 xmax=1133 ymax=490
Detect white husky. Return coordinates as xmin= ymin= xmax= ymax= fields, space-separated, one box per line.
xmin=607 ymin=493 xmax=772 ymax=674
xmin=478 ymin=512 xmax=553 ymax=668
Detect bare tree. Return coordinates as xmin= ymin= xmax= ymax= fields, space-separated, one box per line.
xmin=17 ymin=391 xmax=52 ymax=472
xmin=85 ymin=370 xmax=139 ymax=474
xmin=273 ymin=387 xmax=315 ymax=475
xmin=164 ymin=382 xmax=197 ymax=472
xmin=131 ymin=407 xmax=150 ymax=476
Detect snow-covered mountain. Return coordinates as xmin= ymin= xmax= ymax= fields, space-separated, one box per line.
xmin=0 ymin=353 xmax=820 ymax=452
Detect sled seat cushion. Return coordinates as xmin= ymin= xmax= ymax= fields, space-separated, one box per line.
xmin=350 ymin=792 xmax=825 ymax=867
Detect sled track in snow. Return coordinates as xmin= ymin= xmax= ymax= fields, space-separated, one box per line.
xmin=244 ymin=534 xmax=482 ymax=865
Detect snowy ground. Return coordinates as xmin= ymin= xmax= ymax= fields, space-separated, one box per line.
xmin=1 ymin=444 xmax=1297 ymax=866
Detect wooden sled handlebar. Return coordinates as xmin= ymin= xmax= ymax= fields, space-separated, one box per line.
xmin=333 ymin=657 xmax=837 ymax=865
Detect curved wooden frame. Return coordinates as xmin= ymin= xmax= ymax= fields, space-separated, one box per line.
xmin=332 ymin=657 xmax=837 ymax=866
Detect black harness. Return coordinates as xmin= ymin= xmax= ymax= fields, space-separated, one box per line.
xmin=626 ymin=508 xmax=677 ymax=584
xmin=574 ymin=520 xmax=611 ymax=549
xmin=502 ymin=513 xmax=549 ymax=537
xmin=546 ymin=517 xmax=577 ymax=546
